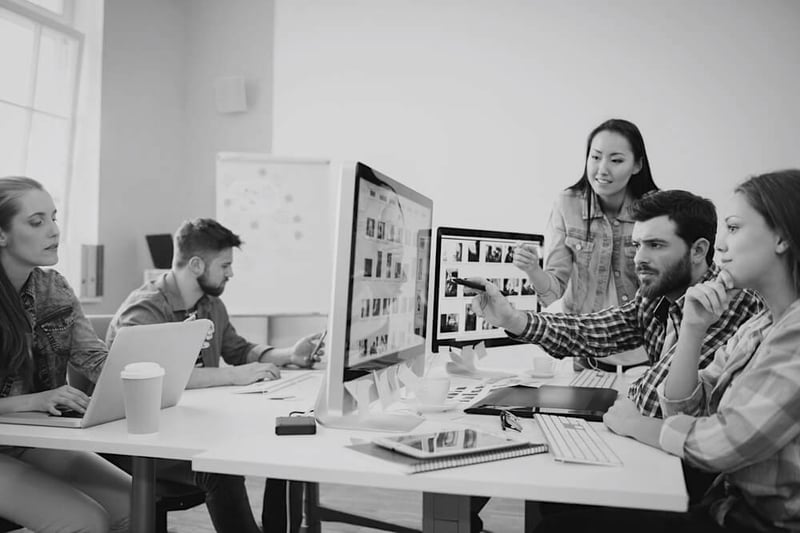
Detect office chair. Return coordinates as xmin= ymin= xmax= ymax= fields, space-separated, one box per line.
xmin=303 ymin=482 xmax=420 ymax=533
xmin=83 ymin=315 xmax=207 ymax=533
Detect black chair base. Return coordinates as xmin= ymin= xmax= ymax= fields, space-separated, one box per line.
xmin=154 ymin=479 xmax=207 ymax=533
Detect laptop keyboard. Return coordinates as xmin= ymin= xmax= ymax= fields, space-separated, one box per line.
xmin=536 ymin=414 xmax=622 ymax=466
xmin=569 ymin=369 xmax=617 ymax=388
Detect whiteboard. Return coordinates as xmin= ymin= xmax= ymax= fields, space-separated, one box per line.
xmin=216 ymin=153 xmax=336 ymax=315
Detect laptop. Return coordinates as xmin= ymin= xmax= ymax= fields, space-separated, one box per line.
xmin=0 ymin=319 xmax=211 ymax=429
xmin=464 ymin=385 xmax=618 ymax=422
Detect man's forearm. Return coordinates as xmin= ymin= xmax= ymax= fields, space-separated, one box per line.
xmin=503 ymin=310 xmax=529 ymax=337
xmin=257 ymin=347 xmax=291 ymax=367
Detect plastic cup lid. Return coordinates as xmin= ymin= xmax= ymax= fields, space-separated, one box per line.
xmin=120 ymin=362 xmax=165 ymax=379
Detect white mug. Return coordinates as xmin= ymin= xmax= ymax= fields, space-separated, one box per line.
xmin=532 ymin=354 xmax=556 ymax=376
xmin=415 ymin=377 xmax=451 ymax=406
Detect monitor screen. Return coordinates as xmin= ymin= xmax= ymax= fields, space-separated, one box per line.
xmin=319 ymin=162 xmax=433 ymax=428
xmin=343 ymin=164 xmax=433 ymax=378
xmin=431 ymin=227 xmax=544 ymax=352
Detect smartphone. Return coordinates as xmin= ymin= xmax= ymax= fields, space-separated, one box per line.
xmin=450 ymin=278 xmax=486 ymax=291
xmin=310 ymin=330 xmax=327 ymax=360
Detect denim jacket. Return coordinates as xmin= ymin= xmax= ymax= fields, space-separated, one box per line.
xmin=538 ymin=189 xmax=638 ymax=314
xmin=0 ymin=268 xmax=107 ymax=398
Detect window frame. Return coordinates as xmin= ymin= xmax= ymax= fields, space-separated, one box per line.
xmin=0 ymin=0 xmax=83 ymax=235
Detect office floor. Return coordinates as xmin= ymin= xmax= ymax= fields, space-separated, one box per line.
xmin=167 ymin=477 xmax=525 ymax=532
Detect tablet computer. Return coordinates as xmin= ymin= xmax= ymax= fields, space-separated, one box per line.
xmin=373 ymin=428 xmax=524 ymax=459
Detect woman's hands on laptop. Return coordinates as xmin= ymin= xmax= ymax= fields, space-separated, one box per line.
xmin=33 ymin=385 xmax=90 ymax=416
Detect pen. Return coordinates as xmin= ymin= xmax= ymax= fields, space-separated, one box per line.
xmin=450 ymin=278 xmax=486 ymax=291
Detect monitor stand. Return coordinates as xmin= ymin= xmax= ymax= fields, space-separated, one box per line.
xmin=317 ymin=411 xmax=424 ymax=433
xmin=314 ymin=379 xmax=424 ymax=433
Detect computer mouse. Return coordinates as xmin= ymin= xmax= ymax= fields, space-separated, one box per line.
xmin=624 ymin=365 xmax=649 ymax=379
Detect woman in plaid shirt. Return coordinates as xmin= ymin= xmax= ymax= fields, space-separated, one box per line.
xmin=540 ymin=170 xmax=800 ymax=532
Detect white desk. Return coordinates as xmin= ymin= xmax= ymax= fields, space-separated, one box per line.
xmin=0 ymin=347 xmax=687 ymax=533
xmin=0 ymin=373 xmax=325 ymax=533
xmin=193 ymin=346 xmax=688 ymax=531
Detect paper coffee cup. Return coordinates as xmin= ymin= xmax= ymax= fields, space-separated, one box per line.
xmin=415 ymin=377 xmax=450 ymax=405
xmin=120 ymin=362 xmax=165 ymax=434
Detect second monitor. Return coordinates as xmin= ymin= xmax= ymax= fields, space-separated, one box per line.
xmin=431 ymin=226 xmax=544 ymax=352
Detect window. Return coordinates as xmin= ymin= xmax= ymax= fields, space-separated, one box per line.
xmin=0 ymin=0 xmax=81 ymax=231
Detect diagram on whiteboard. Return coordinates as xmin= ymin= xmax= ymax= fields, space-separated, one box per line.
xmin=216 ymin=154 xmax=335 ymax=315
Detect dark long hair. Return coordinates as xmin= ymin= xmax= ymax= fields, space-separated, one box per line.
xmin=735 ymin=169 xmax=800 ymax=293
xmin=0 ymin=177 xmax=43 ymax=382
xmin=567 ymin=119 xmax=658 ymax=238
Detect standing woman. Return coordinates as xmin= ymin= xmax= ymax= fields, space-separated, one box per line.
xmin=0 ymin=177 xmax=130 ymax=532
xmin=514 ymin=118 xmax=657 ymax=370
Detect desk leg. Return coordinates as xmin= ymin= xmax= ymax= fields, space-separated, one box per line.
xmin=130 ymin=456 xmax=156 ymax=533
xmin=524 ymin=501 xmax=541 ymax=533
xmin=303 ymin=482 xmax=321 ymax=533
xmin=422 ymin=493 xmax=471 ymax=532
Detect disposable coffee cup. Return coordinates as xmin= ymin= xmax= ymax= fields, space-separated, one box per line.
xmin=532 ymin=354 xmax=557 ymax=376
xmin=120 ymin=362 xmax=165 ymax=434
xmin=415 ymin=377 xmax=451 ymax=406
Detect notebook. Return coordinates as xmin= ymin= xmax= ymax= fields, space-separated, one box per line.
xmin=349 ymin=438 xmax=547 ymax=474
xmin=0 ymin=320 xmax=212 ymax=429
xmin=464 ymin=385 xmax=618 ymax=422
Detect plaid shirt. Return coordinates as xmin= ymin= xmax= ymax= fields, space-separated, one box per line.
xmin=659 ymin=300 xmax=800 ymax=531
xmin=512 ymin=264 xmax=764 ymax=417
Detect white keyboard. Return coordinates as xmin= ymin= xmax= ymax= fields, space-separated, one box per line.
xmin=536 ymin=414 xmax=622 ymax=466
xmin=569 ymin=369 xmax=617 ymax=388
xmin=234 ymin=371 xmax=319 ymax=395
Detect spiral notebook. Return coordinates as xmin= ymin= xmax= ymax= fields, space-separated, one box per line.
xmin=347 ymin=440 xmax=547 ymax=474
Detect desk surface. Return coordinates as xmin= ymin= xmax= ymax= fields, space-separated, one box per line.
xmin=0 ymin=347 xmax=688 ymax=514
xmin=195 ymin=346 xmax=688 ymax=512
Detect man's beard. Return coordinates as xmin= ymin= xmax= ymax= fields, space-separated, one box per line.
xmin=198 ymin=272 xmax=226 ymax=297
xmin=637 ymin=251 xmax=693 ymax=299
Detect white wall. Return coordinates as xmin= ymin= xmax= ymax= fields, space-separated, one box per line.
xmin=96 ymin=0 xmax=189 ymax=314
xmin=272 ymin=0 xmax=800 ymax=235
xmin=92 ymin=0 xmax=274 ymax=314
xmin=183 ymin=0 xmax=275 ymax=216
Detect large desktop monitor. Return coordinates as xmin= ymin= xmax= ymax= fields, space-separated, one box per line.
xmin=431 ymin=227 xmax=544 ymax=352
xmin=316 ymin=162 xmax=433 ymax=431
